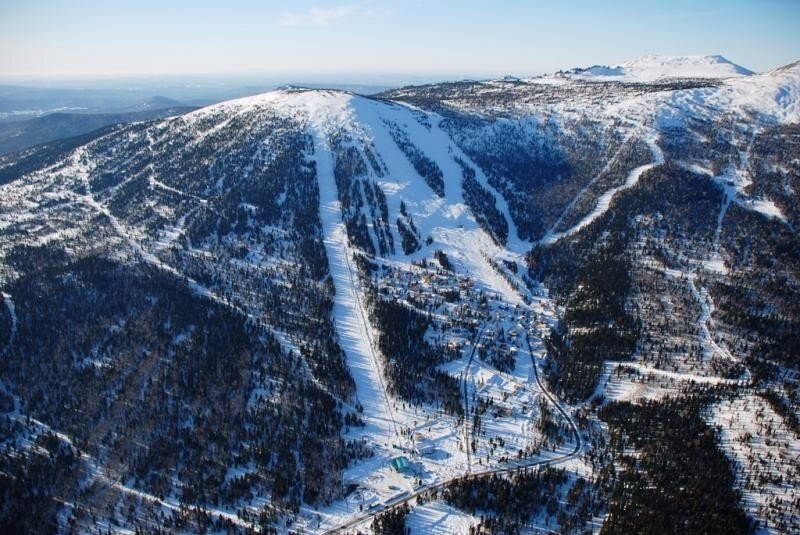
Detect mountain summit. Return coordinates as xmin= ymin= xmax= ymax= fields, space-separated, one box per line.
xmin=566 ymin=54 xmax=753 ymax=81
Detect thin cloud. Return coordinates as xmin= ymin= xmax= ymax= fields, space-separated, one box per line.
xmin=279 ymin=5 xmax=361 ymax=27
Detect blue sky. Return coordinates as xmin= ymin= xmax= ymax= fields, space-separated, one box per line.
xmin=1 ymin=0 xmax=798 ymax=80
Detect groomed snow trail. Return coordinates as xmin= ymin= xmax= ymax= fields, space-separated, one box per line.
xmin=1 ymin=292 xmax=16 ymax=354
xmin=546 ymin=128 xmax=639 ymax=237
xmin=311 ymin=115 xmax=399 ymax=445
xmin=350 ymin=97 xmax=530 ymax=304
xmin=687 ymin=278 xmax=751 ymax=383
xmin=541 ymin=129 xmax=664 ymax=245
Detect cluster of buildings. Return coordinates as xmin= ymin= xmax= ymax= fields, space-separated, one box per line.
xmin=373 ymin=261 xmax=557 ymax=372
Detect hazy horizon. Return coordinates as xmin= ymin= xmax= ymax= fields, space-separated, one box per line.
xmin=0 ymin=72 xmax=459 ymax=90
xmin=2 ymin=0 xmax=798 ymax=82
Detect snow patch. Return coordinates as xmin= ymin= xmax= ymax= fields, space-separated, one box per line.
xmin=1 ymin=292 xmax=16 ymax=354
xmin=405 ymin=501 xmax=478 ymax=534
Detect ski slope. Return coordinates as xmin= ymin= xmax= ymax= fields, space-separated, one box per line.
xmin=312 ymin=123 xmax=400 ymax=445
xmin=1 ymin=291 xmax=16 ymax=355
xmin=541 ymin=131 xmax=664 ymax=245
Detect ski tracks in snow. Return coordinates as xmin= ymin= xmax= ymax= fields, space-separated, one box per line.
xmin=545 ymin=128 xmax=640 ymax=239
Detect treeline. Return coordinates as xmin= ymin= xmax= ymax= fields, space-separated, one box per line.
xmin=396 ymin=200 xmax=421 ymax=255
xmin=370 ymin=293 xmax=463 ymax=416
xmin=744 ymin=123 xmax=800 ymax=229
xmin=543 ymin=242 xmax=638 ymax=401
xmin=555 ymin=137 xmax=653 ymax=232
xmin=384 ymin=119 xmax=445 ymax=197
xmin=0 ymin=244 xmax=361 ymax=528
xmin=444 ymin=114 xmax=622 ymax=241
xmin=331 ymin=140 xmax=395 ymax=256
xmin=371 ymin=504 xmax=410 ymax=535
xmin=714 ymin=203 xmax=800 ymax=378
xmin=360 ymin=267 xmax=463 ymax=416
xmin=0 ymin=431 xmax=79 ymax=533
xmin=380 ymin=77 xmax=717 ymax=119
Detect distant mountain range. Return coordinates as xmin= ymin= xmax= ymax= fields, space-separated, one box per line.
xmin=0 ymin=104 xmax=196 ymax=156
xmin=562 ymin=54 xmax=754 ymax=81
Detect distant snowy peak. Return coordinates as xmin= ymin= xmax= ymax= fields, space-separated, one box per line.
xmin=621 ymin=54 xmax=753 ymax=80
xmin=769 ymin=59 xmax=800 ymax=76
xmin=565 ymin=54 xmax=753 ymax=82
xmin=715 ymin=58 xmax=800 ymax=124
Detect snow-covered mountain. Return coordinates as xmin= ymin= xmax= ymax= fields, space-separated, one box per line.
xmin=564 ymin=54 xmax=754 ymax=82
xmin=1 ymin=56 xmax=799 ymax=533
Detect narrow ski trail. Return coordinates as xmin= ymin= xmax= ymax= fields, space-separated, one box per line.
xmin=541 ymin=127 xmax=664 ymax=245
xmin=312 ymin=126 xmax=400 ymax=445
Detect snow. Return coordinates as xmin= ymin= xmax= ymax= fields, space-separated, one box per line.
xmin=538 ymin=58 xmax=795 ymax=250
xmin=44 ymin=150 xmax=306 ymax=376
xmin=593 ymin=239 xmax=753 ymax=404
xmin=346 ymin=96 xmax=532 ymax=303
xmin=634 ymin=256 xmax=751 ymax=381
xmin=567 ymin=55 xmax=753 ymax=82
xmin=597 ymin=358 xmax=747 ymax=404
xmin=544 ymin=127 xmax=639 ymax=236
xmin=687 ymin=278 xmax=748 ymax=379
xmin=313 ymin=123 xmax=400 ymax=445
xmin=711 ymin=137 xmax=788 ymax=222
xmin=708 ymin=395 xmax=800 ymax=534
xmin=1 ymin=291 xmax=16 ymax=354
xmin=405 ymin=501 xmax=477 ymax=534
xmin=574 ymin=65 xmax=626 ymax=78
xmin=679 ymin=134 xmax=788 ymax=227
xmin=243 ymin=90 xmax=585 ymax=532
xmin=77 ymin=455 xmax=260 ymax=532
xmin=541 ymin=130 xmax=664 ymax=245
xmin=744 ymin=198 xmax=786 ymax=220
xmin=148 ymin=175 xmax=208 ymax=204
xmin=152 ymin=206 xmax=197 ymax=252
xmin=660 ymin=61 xmax=800 ymax=126
xmin=622 ymin=54 xmax=753 ymax=80
xmin=3 ymin=59 xmax=798 ymax=532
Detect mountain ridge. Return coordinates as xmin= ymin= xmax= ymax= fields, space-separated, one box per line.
xmin=562 ymin=53 xmax=754 ymax=82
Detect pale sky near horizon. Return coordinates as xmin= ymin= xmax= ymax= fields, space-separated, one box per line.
xmin=1 ymin=0 xmax=798 ymax=80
